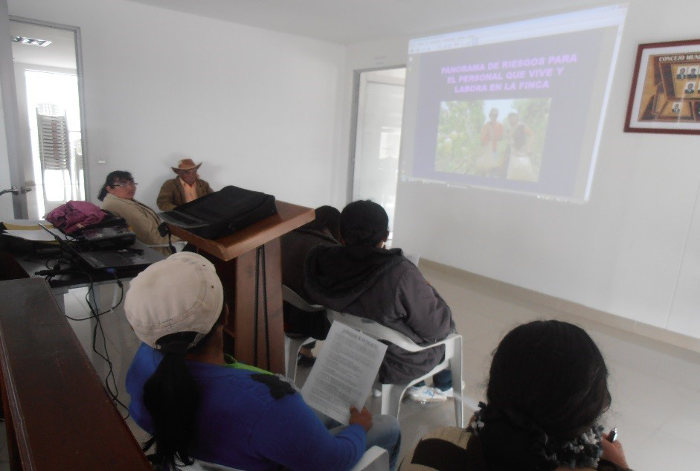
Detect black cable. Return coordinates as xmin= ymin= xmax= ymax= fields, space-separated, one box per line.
xmin=168 ymin=232 xmax=175 ymax=254
xmin=79 ymin=274 xmax=130 ymax=418
xmin=158 ymin=221 xmax=176 ymax=254
xmin=251 ymin=246 xmax=271 ymax=370
xmin=44 ymin=257 xmax=60 ymax=270
xmin=39 ymin=236 xmax=130 ymax=417
xmin=261 ymin=246 xmax=270 ymax=371
xmin=62 ymin=274 xmax=125 ymax=321
xmin=253 ymin=247 xmax=260 ymax=367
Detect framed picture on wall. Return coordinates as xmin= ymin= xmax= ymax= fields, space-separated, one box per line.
xmin=625 ymin=39 xmax=700 ymax=134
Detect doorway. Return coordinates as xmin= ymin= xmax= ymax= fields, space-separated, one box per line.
xmin=10 ymin=18 xmax=87 ymax=218
xmin=350 ymin=67 xmax=406 ymax=237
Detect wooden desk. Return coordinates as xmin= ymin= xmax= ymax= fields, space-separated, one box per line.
xmin=0 ymin=278 xmax=151 ymax=471
xmin=168 ymin=201 xmax=314 ymax=373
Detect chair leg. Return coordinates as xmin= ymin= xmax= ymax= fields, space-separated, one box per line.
xmin=380 ymin=384 xmax=405 ymax=419
xmin=451 ymin=336 xmax=464 ymax=427
xmin=284 ymin=336 xmax=306 ymax=383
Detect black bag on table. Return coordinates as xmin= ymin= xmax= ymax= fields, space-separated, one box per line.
xmin=159 ymin=185 xmax=277 ymax=240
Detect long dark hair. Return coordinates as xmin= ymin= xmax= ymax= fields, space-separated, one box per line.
xmin=340 ymin=200 xmax=388 ymax=247
xmin=479 ymin=320 xmax=610 ymax=470
xmin=142 ymin=316 xmax=222 ymax=468
xmin=97 ymin=170 xmax=133 ymax=201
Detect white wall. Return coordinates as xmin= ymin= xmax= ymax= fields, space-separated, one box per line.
xmin=0 ymin=0 xmax=18 ymax=218
xmin=7 ymin=0 xmax=349 ymax=210
xmin=348 ymin=0 xmax=700 ymax=339
xmin=0 ymin=89 xmax=14 ymax=219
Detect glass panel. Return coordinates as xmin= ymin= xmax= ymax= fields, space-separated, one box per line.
xmin=352 ymin=68 xmax=406 ymax=236
xmin=11 ymin=19 xmax=86 ymax=218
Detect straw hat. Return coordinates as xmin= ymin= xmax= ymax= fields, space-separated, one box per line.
xmin=171 ymin=158 xmax=202 ymax=173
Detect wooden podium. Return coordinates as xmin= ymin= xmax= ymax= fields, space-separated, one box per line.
xmin=167 ymin=201 xmax=314 ymax=374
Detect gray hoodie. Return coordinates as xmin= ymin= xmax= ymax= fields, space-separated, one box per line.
xmin=305 ymin=245 xmax=453 ymax=383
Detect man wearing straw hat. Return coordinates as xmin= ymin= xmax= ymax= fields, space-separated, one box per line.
xmin=157 ymin=158 xmax=214 ymax=211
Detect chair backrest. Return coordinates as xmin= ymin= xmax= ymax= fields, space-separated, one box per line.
xmin=282 ymin=284 xmax=325 ymax=312
xmin=327 ymin=309 xmax=456 ymax=352
xmin=349 ymin=445 xmax=389 ymax=471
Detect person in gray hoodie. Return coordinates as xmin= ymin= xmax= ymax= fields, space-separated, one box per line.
xmin=304 ymin=200 xmax=454 ymax=400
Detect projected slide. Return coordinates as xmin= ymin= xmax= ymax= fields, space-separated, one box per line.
xmin=400 ymin=5 xmax=627 ymax=200
xmin=435 ymin=98 xmax=551 ymax=182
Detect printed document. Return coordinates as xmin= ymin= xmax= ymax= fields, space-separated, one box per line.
xmin=1 ymin=220 xmax=62 ymax=242
xmin=301 ymin=321 xmax=387 ymax=424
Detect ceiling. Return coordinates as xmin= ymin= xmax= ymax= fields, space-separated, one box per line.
xmin=10 ymin=20 xmax=77 ymax=70
xmin=126 ymin=0 xmax=607 ymax=45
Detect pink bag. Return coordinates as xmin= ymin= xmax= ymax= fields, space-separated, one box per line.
xmin=46 ymin=201 xmax=107 ymax=234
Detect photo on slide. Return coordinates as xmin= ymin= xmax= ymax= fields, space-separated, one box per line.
xmin=434 ymin=98 xmax=551 ymax=182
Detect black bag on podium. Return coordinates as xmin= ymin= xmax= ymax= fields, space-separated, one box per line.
xmin=159 ymin=185 xmax=277 ymax=239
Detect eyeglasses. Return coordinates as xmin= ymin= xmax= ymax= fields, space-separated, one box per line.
xmin=112 ymin=181 xmax=138 ymax=187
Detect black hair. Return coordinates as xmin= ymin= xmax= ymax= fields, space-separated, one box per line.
xmin=97 ymin=170 xmax=134 ymax=201
xmin=340 ymin=200 xmax=388 ymax=247
xmin=142 ymin=309 xmax=225 ymax=468
xmin=479 ymin=320 xmax=610 ymax=470
xmin=302 ymin=205 xmax=341 ymax=241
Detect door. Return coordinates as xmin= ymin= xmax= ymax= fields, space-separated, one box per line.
xmin=9 ymin=18 xmax=87 ymax=219
xmin=350 ymin=67 xmax=406 ymax=237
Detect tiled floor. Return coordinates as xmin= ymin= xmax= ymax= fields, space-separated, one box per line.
xmin=2 ymin=264 xmax=699 ymax=470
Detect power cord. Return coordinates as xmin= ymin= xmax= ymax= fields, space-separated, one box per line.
xmin=36 ymin=239 xmax=131 ymax=418
xmin=46 ymin=268 xmax=130 ymax=419
xmin=158 ymin=222 xmax=176 ymax=254
xmin=84 ymin=275 xmax=130 ymax=419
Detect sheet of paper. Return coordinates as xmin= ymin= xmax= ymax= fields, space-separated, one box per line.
xmin=2 ymin=229 xmax=62 ymax=242
xmin=3 ymin=219 xmax=49 ymax=227
xmin=1 ymin=220 xmax=63 ymax=242
xmin=301 ymin=321 xmax=387 ymax=425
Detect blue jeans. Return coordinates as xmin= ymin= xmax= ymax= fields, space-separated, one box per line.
xmin=319 ymin=412 xmax=401 ymax=471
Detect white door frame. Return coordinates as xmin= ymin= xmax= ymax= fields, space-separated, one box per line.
xmin=1 ymin=12 xmax=90 ymax=218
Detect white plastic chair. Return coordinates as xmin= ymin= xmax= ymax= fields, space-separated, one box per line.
xmin=174 ymin=446 xmax=388 ymax=471
xmin=350 ymin=445 xmax=389 ymax=471
xmin=282 ymin=284 xmax=326 ymax=382
xmin=327 ymin=310 xmax=464 ymax=428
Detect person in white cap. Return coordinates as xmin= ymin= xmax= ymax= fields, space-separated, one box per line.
xmin=156 ymin=158 xmax=214 ymax=211
xmin=125 ymin=252 xmax=400 ymax=471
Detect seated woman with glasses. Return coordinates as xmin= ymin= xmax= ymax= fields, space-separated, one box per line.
xmin=98 ymin=170 xmax=175 ymax=255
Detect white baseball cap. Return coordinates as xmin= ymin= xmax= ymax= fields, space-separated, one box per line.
xmin=125 ymin=252 xmax=224 ymax=349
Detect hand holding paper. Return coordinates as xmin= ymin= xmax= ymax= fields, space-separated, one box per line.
xmin=349 ymin=406 xmax=373 ymax=432
xmin=301 ymin=321 xmax=387 ymax=424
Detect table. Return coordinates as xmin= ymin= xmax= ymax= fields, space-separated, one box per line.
xmin=0 ymin=278 xmax=152 ymax=470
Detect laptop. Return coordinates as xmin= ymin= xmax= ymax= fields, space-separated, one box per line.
xmin=75 ymin=242 xmax=164 ymax=271
xmin=38 ymin=223 xmax=164 ymax=272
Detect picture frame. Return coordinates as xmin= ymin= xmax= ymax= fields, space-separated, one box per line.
xmin=625 ymin=39 xmax=700 ymax=134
